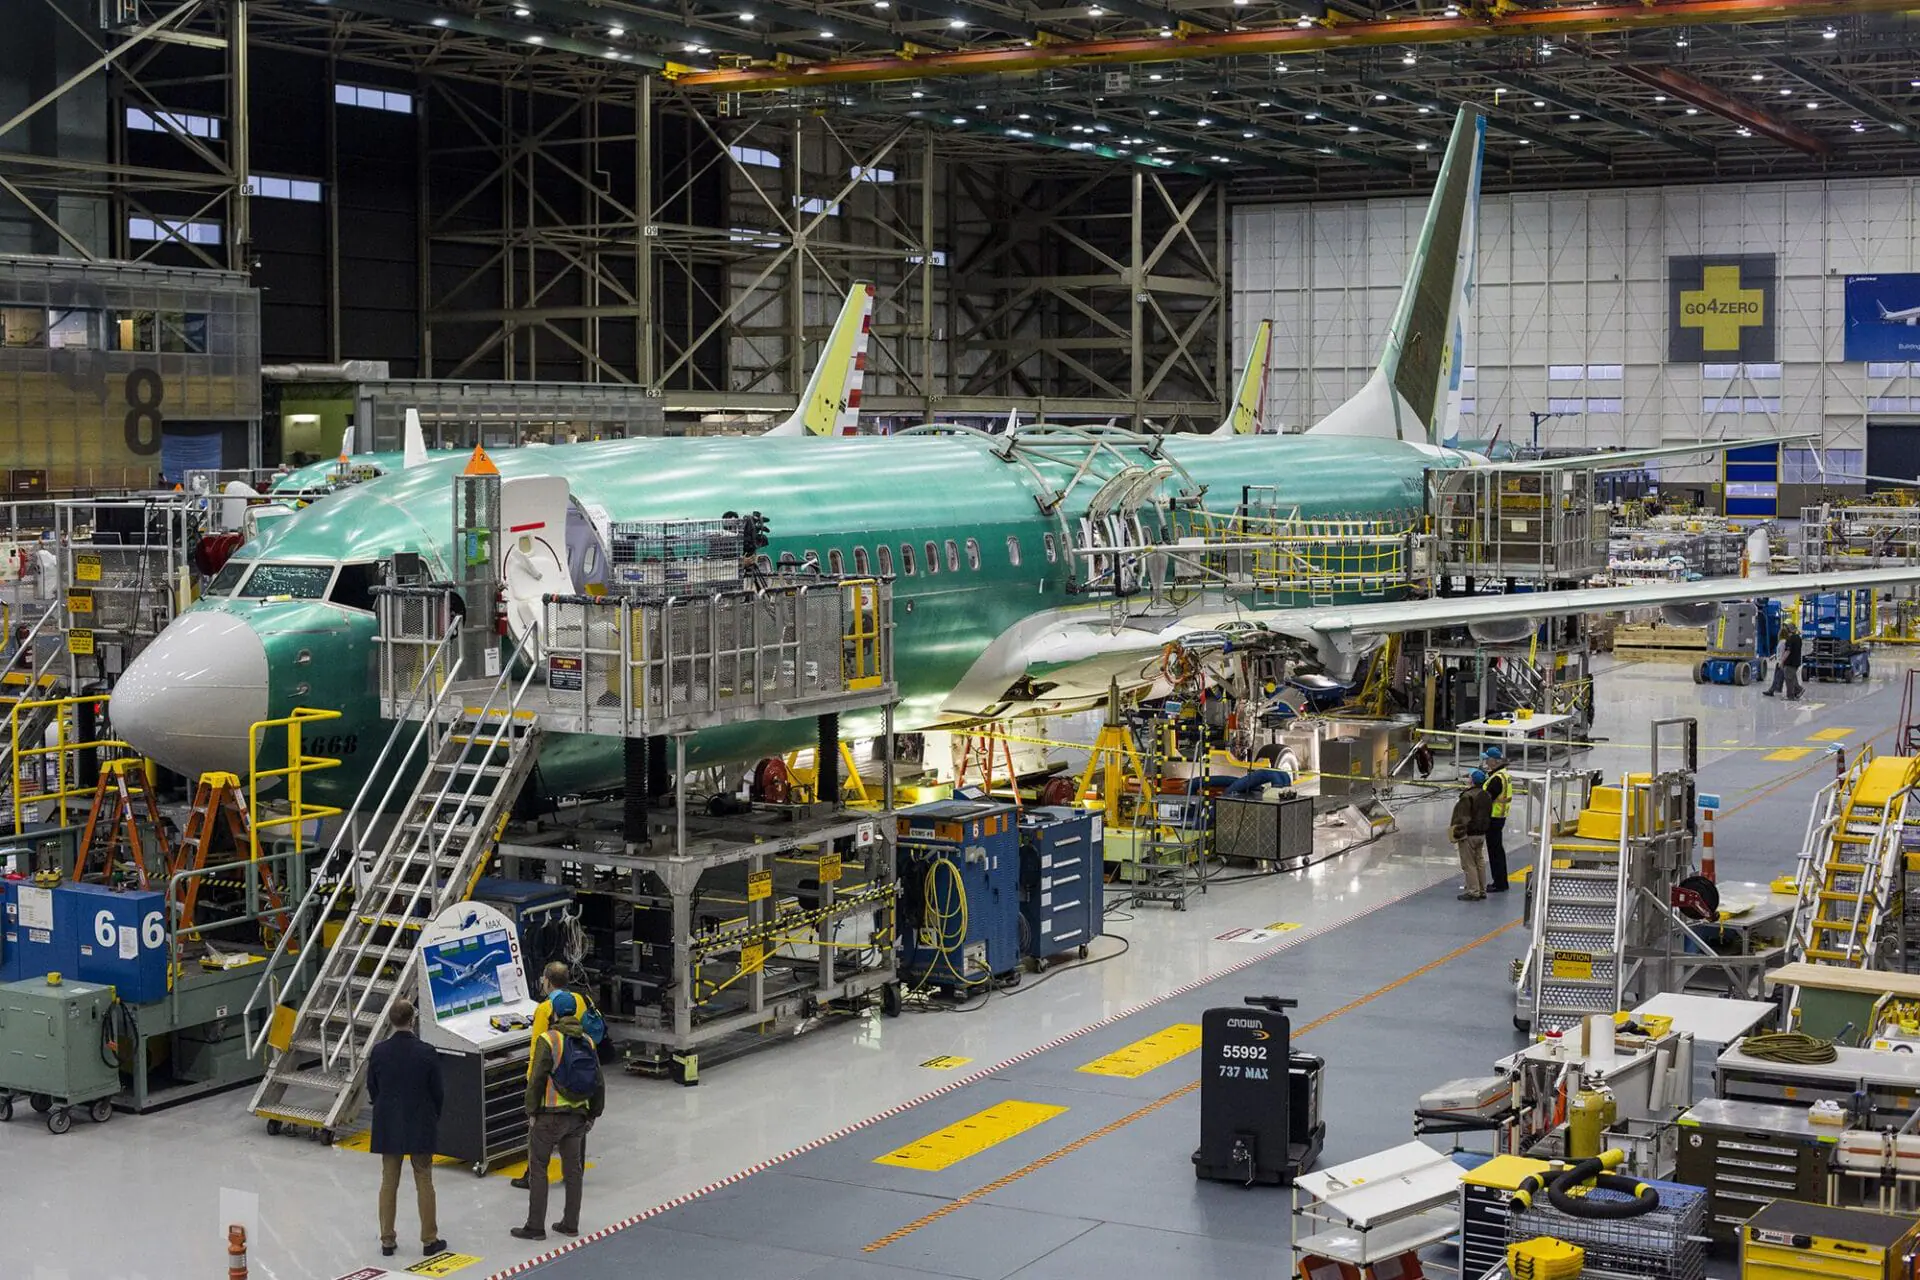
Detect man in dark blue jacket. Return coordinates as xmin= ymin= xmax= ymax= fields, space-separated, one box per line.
xmin=368 ymin=999 xmax=448 ymax=1258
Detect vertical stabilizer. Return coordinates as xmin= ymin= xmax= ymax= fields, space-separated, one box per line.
xmin=763 ymin=282 xmax=876 ymax=436
xmin=402 ymin=408 xmax=429 ymax=469
xmin=1211 ymin=319 xmax=1274 ymax=435
xmin=1308 ymin=108 xmax=1485 ymax=443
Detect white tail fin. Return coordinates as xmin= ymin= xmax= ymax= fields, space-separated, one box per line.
xmin=1309 ymin=108 xmax=1485 ymax=444
xmin=763 ymin=282 xmax=876 ymax=437
xmin=1211 ymin=319 xmax=1273 ymax=435
xmin=402 ymin=408 xmax=429 ymax=469
xmin=1745 ymin=526 xmax=1772 ymax=580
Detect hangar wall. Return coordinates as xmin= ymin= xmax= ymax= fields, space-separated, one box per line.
xmin=1233 ymin=177 xmax=1920 ymax=480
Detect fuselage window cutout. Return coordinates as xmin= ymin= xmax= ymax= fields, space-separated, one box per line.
xmin=924 ymin=541 xmax=940 ymax=575
xmin=1043 ymin=533 xmax=1057 ymax=563
xmin=854 ymin=546 xmax=871 ymax=575
xmin=877 ymin=544 xmax=893 ymax=576
xmin=778 ymin=551 xmax=799 ymax=570
xmin=945 ymin=539 xmax=960 ymax=572
xmin=901 ymin=543 xmax=917 ymax=575
xmin=965 ymin=538 xmax=980 ymax=571
xmin=828 ymin=549 xmax=844 ymax=575
xmin=1006 ymin=535 xmax=1021 ymax=567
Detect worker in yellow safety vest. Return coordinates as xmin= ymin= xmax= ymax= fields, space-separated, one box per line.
xmin=510 ymin=961 xmax=604 ymax=1191
xmin=1481 ymin=747 xmax=1511 ymax=894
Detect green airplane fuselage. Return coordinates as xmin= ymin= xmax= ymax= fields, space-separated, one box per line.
xmin=179 ymin=431 xmax=1450 ymax=806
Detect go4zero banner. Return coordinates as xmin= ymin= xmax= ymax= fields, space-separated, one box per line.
xmin=1668 ymin=254 xmax=1776 ymax=363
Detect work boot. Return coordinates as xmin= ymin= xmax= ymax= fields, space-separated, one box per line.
xmin=511 ymin=1226 xmax=547 ymax=1242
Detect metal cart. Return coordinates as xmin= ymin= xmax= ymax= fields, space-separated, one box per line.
xmin=0 ymin=977 xmax=121 ymax=1134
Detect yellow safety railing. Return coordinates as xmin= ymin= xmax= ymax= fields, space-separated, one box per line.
xmin=11 ymin=695 xmax=134 ymax=834
xmin=843 ymin=578 xmax=884 ymax=690
xmin=1182 ymin=511 xmax=1416 ymax=601
xmin=246 ymin=707 xmax=344 ymax=860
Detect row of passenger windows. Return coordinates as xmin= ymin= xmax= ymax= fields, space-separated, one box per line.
xmin=762 ymin=532 xmax=1064 ymax=578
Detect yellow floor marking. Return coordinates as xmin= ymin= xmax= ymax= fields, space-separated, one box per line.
xmin=874 ymin=1101 xmax=1068 ymax=1172
xmin=407 ymin=1253 xmax=482 ymax=1276
xmin=921 ymin=1055 xmax=973 ymax=1070
xmin=338 ymin=1130 xmax=591 ymax=1181
xmin=1811 ymin=727 xmax=1855 ymax=741
xmin=1765 ymin=746 xmax=1813 ymax=762
xmin=864 ymin=916 xmax=1521 ymax=1252
xmin=1078 ymin=1023 xmax=1204 ymax=1079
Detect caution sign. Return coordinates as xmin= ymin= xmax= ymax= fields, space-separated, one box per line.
xmin=67 ymin=628 xmax=94 ymax=656
xmin=740 ymin=941 xmax=766 ymax=972
xmin=66 ymin=590 xmax=92 ymax=615
xmin=407 ymin=1253 xmax=482 ymax=1276
xmin=547 ymin=654 xmax=583 ymax=692
xmin=746 ymin=869 xmax=772 ymax=902
xmin=74 ymin=553 xmax=101 ymax=583
xmin=819 ymin=852 xmax=843 ymax=884
xmin=920 ymin=1054 xmax=973 ymax=1070
xmin=1551 ymin=950 xmax=1595 ymax=981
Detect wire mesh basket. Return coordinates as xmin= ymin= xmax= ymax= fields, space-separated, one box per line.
xmin=1505 ymin=1179 xmax=1706 ymax=1280
xmin=609 ymin=518 xmax=745 ymax=598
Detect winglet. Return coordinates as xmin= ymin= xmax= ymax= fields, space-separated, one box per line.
xmin=403 ymin=408 xmax=429 ymax=469
xmin=763 ymin=282 xmax=876 ymax=437
xmin=1212 ymin=319 xmax=1273 ymax=435
xmin=1308 ymin=108 xmax=1486 ymax=443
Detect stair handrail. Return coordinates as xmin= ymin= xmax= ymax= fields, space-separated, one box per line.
xmin=243 ymin=630 xmax=460 ymax=1060
xmin=1786 ymin=755 xmax=1866 ymax=966
xmin=1526 ymin=769 xmax=1556 ymax=1030
xmin=322 ymin=628 xmax=542 ymax=1078
xmin=0 ymin=600 xmax=67 ymax=783
xmin=1858 ymin=783 xmax=1918 ymax=965
xmin=1609 ymin=771 xmax=1632 ymax=1013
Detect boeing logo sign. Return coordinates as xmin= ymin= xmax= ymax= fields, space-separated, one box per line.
xmin=1844 ymin=274 xmax=1920 ymax=362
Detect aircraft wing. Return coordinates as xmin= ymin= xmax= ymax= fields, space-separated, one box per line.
xmin=944 ymin=563 xmax=1920 ymax=720
xmin=1499 ymin=433 xmax=1813 ymax=472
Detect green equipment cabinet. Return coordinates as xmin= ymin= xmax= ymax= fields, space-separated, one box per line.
xmin=0 ymin=978 xmax=121 ymax=1133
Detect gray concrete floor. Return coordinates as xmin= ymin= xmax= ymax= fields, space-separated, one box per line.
xmin=9 ymin=653 xmax=1905 ymax=1280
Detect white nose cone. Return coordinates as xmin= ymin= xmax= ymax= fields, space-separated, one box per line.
xmin=114 ymin=612 xmax=269 ymax=778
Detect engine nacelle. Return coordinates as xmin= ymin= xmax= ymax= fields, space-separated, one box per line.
xmin=1468 ymin=618 xmax=1537 ymax=645
xmin=1661 ymin=601 xmax=1718 ymax=628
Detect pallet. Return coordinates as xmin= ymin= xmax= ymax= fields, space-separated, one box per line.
xmin=1612 ymin=625 xmax=1709 ymax=664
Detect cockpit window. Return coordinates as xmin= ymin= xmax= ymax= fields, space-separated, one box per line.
xmin=328 ymin=562 xmax=378 ymax=612
xmin=207 ymin=560 xmax=250 ymax=594
xmin=236 ymin=563 xmax=334 ymax=599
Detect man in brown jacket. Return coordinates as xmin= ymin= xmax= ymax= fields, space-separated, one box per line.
xmin=510 ymin=992 xmax=606 ymax=1242
xmin=1450 ymin=770 xmax=1493 ymax=901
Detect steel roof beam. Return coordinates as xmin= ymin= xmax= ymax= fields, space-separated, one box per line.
xmin=1361 ymin=77 xmax=1613 ymax=163
xmin=1766 ymin=54 xmax=1915 ymax=136
xmin=898 ymin=108 xmax=1216 ymax=173
xmin=889 ymin=0 xmax=1041 ymax=40
xmin=676 ymin=0 xmax=1917 ymax=92
xmin=309 ymin=0 xmax=675 ymax=66
xmin=1610 ymin=63 xmax=1828 ymax=155
xmin=1491 ymin=69 xmax=1716 ymax=160
xmin=1130 ymin=95 xmax=1410 ymax=170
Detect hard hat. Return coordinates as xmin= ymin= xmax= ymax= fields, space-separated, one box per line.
xmin=1482 ymin=746 xmax=1504 ymax=761
xmin=1469 ymin=768 xmax=1487 ymax=785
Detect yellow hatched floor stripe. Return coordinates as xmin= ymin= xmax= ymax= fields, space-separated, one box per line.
xmin=1765 ymin=746 xmax=1813 ymax=762
xmin=874 ymin=1101 xmax=1068 ymax=1172
xmin=1810 ymin=727 xmax=1855 ymax=741
xmin=1077 ymin=1023 xmax=1204 ymax=1079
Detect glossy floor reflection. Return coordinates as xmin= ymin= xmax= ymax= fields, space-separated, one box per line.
xmin=12 ymin=654 xmax=1906 ymax=1280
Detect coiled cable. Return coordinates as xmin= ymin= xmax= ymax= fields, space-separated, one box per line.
xmin=1740 ymin=1031 xmax=1839 ymax=1065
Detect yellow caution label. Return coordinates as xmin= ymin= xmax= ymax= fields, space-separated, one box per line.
xmin=740 ymin=942 xmax=766 ymax=972
xmin=820 ymin=852 xmax=843 ymax=883
xmin=920 ymin=1054 xmax=972 ymax=1070
xmin=1810 ymin=728 xmax=1854 ymax=741
xmin=747 ymin=869 xmax=772 ymax=902
xmin=874 ymin=1100 xmax=1067 ymax=1172
xmin=407 ymin=1252 xmax=482 ymax=1276
xmin=66 ymin=629 xmax=93 ymax=656
xmin=1078 ymin=1023 xmax=1203 ymax=1079
xmin=1263 ymin=921 xmax=1300 ymax=933
xmin=74 ymin=553 xmax=101 ymax=583
xmin=1765 ymin=747 xmax=1813 ymax=762
xmin=66 ymin=591 xmax=92 ymax=615
xmin=1551 ymin=950 xmax=1594 ymax=981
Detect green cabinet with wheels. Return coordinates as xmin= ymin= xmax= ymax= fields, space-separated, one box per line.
xmin=0 ymin=977 xmax=121 ymax=1132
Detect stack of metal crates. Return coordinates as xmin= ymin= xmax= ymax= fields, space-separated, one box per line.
xmin=1503 ymin=1178 xmax=1706 ymax=1280
xmin=608 ymin=517 xmax=745 ymax=597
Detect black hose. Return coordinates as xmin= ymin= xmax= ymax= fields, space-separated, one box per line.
xmin=102 ymin=998 xmax=138 ymax=1071
xmin=1512 ymin=1156 xmax=1660 ymax=1219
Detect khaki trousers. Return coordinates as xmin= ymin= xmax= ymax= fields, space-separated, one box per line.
xmin=379 ymin=1152 xmax=439 ymax=1248
xmin=1456 ymin=835 xmax=1487 ymax=896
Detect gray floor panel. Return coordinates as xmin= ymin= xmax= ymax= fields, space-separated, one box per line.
xmin=653 ymin=1173 xmax=1101 ymax=1280
xmin=516 ymin=1224 xmax=847 ymax=1280
xmin=1002 ymin=1221 xmax=1298 ymax=1280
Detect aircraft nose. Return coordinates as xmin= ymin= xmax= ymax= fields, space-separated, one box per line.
xmin=113 ymin=611 xmax=270 ymax=779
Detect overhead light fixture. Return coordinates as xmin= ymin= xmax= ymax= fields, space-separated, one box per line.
xmin=1519 ymin=138 xmax=1531 ymax=145
xmin=1149 ymin=73 xmax=1162 ymax=80
xmin=1147 ymin=108 xmax=1159 ymax=115
xmin=1444 ymin=3 xmax=1459 ymax=14
xmin=1751 ymin=72 xmax=1764 ymax=81
xmin=1532 ymin=99 xmax=1545 ymax=107
xmin=974 ymin=102 xmax=986 ymax=109
xmin=1822 ymin=26 xmax=1837 ymax=38
xmin=1567 ymin=113 xmax=1580 ymax=120
xmin=1416 ymin=142 xmax=1429 ymax=150
xmin=1346 ymin=124 xmax=1358 ymax=131
xmin=1374 ymin=93 xmax=1387 ymax=101
xmin=1779 ymin=88 xmax=1792 ymax=95
xmin=1088 ymin=5 xmax=1103 ymax=14
xmin=1654 ymin=94 xmax=1667 ymax=102
xmin=911 ymin=89 xmax=924 ymax=97
xmin=608 ymin=24 xmax=623 ymax=35
xmin=739 ymin=10 xmax=753 ymax=18
xmin=1685 ymin=107 xmax=1699 ymax=114
xmin=1675 ymin=37 xmax=1688 ymax=47
xmin=876 ymin=0 xmax=890 ymax=6
xmin=952 ymin=117 xmax=968 ymax=124
xmin=819 ymin=29 xmax=834 ymax=37
xmin=1259 ymin=100 xmax=1271 ymax=106
xmin=683 ymin=41 xmax=700 ymax=51
xmin=1304 ymin=111 xmax=1318 ymax=119
xmin=1806 ymin=101 xmax=1819 ymax=109
xmin=1156 ymin=145 xmax=1170 ymax=152
xmin=1402 ymin=54 xmax=1415 ymax=65
xmin=1296 ymin=15 xmax=1311 ymax=27
xmin=1019 ymin=112 xmax=1030 ymax=119
xmin=525 ymin=34 xmax=543 ymax=42
xmin=1242 ymin=130 xmax=1254 ymax=137
xmin=513 ymin=5 xmax=530 ymax=15
xmin=430 ymin=15 xmax=449 ymax=25
xmin=1197 ymin=116 xmax=1211 ymax=124
xmin=1418 ymin=106 xmax=1431 ymax=113
xmin=948 ymin=16 xmax=965 ymax=26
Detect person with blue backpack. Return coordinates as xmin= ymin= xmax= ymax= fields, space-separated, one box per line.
xmin=511 ymin=989 xmax=605 ymax=1242
xmin=511 ymin=963 xmax=606 ymax=1192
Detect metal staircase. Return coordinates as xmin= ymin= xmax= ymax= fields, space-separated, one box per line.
xmin=1522 ymin=779 xmax=1633 ymax=1034
xmin=1786 ymin=751 xmax=1918 ymax=970
xmin=246 ymin=636 xmax=542 ymax=1136
xmin=0 ymin=602 xmax=67 ymax=803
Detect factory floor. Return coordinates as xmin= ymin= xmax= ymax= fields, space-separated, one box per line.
xmin=15 ymin=654 xmax=1906 ymax=1280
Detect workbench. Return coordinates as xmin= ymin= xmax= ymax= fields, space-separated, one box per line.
xmin=1451 ymin=713 xmax=1576 ymax=772
xmin=1664 ymin=883 xmax=1799 ymax=999
xmin=1717 ymin=1041 xmax=1920 ymax=1117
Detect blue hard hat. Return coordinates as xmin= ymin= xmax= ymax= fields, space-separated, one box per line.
xmin=1482 ymin=746 xmax=1504 ymax=760
xmin=549 ymin=991 xmax=578 ymax=1018
xmin=1469 ymin=768 xmax=1488 ymax=784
